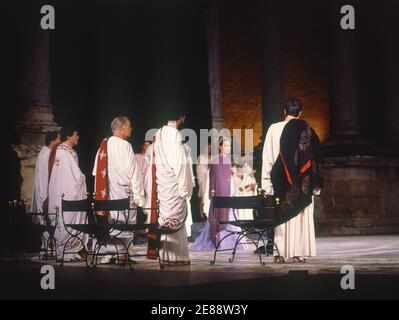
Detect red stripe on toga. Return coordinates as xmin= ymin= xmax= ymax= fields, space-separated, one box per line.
xmin=147 ymin=136 xmax=159 ymax=259
xmin=279 ymin=150 xmax=294 ymax=186
xmin=95 ymin=138 xmax=109 ymax=216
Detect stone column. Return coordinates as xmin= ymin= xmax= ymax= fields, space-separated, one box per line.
xmin=327 ymin=0 xmax=371 ymax=152
xmin=205 ymin=0 xmax=224 ymax=130
xmin=317 ymin=1 xmax=399 ymax=237
xmin=259 ymin=0 xmax=284 ymax=138
xmin=13 ymin=22 xmax=60 ymax=206
xmin=383 ymin=5 xmax=399 ymax=148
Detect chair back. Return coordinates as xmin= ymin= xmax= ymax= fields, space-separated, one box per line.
xmin=93 ymin=198 xmax=130 ymax=211
xmin=212 ymin=195 xmax=263 ymax=209
xmin=61 ymin=198 xmax=91 ymax=212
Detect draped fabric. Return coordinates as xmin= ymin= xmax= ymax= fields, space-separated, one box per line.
xmin=31 ymin=146 xmax=51 ymax=214
xmin=94 ymin=138 xmax=109 ymax=216
xmin=48 ymin=143 xmax=88 ymax=260
xmin=147 ymin=136 xmax=159 ymax=259
xmin=152 ymin=123 xmax=193 ymax=263
xmin=41 ymin=143 xmax=60 ymax=215
xmin=271 ymin=119 xmax=323 ymax=226
xmin=208 ymin=154 xmax=232 ymax=244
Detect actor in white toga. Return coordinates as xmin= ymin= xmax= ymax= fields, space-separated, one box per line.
xmin=48 ymin=128 xmax=88 ymax=261
xmin=183 ymin=141 xmax=195 ymax=239
xmin=31 ymin=131 xmax=60 ymax=252
xmin=93 ymin=116 xmax=145 ymax=264
xmin=154 ymin=114 xmax=193 ymax=265
xmin=262 ymin=98 xmax=322 ymax=263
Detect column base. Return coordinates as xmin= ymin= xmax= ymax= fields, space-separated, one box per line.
xmin=13 ymin=105 xmax=60 ymax=207
xmin=212 ymin=117 xmax=224 ymax=130
xmin=315 ymin=155 xmax=399 ymax=236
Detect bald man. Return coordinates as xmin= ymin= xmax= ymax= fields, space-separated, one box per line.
xmin=93 ymin=116 xmax=145 ymax=264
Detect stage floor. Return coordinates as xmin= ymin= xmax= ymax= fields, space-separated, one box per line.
xmin=1 ymin=235 xmax=399 ymax=299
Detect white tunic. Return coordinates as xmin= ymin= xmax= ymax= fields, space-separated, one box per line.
xmin=261 ymin=121 xmax=316 ymax=259
xmin=154 ymin=122 xmax=193 ymax=262
xmin=93 ymin=136 xmax=145 ymax=244
xmin=143 ymin=144 xmax=154 ymax=224
xmin=183 ymin=143 xmax=195 ymax=238
xmin=136 ymin=153 xmax=149 ymax=181
xmin=236 ymin=163 xmax=257 ymax=220
xmin=31 ymin=146 xmax=51 ymax=214
xmin=196 ymin=153 xmax=210 ymax=215
xmin=48 ymin=143 xmax=88 ymax=259
xmin=31 ymin=146 xmax=51 ymax=249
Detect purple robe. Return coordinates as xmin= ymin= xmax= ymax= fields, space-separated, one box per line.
xmin=208 ymin=154 xmax=232 ymax=243
xmin=191 ymin=154 xmax=246 ymax=251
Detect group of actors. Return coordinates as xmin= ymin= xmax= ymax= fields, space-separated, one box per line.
xmin=31 ymin=97 xmax=323 ymax=265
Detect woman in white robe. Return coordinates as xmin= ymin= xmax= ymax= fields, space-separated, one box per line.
xmin=196 ymin=146 xmax=211 ymax=218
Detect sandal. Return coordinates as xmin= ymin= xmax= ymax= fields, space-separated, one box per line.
xmin=162 ymin=260 xmax=191 ymax=266
xmin=116 ymin=256 xmax=137 ymax=265
xmin=291 ymin=256 xmax=307 ymax=263
xmin=274 ymin=256 xmax=285 ymax=264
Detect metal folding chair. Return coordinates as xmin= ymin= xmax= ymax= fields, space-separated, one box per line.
xmin=108 ymin=201 xmax=188 ymax=270
xmin=60 ymin=194 xmax=93 ymax=266
xmin=209 ymin=190 xmax=280 ymax=265
xmin=90 ymin=197 xmax=131 ymax=267
xmin=28 ymin=211 xmax=58 ymax=260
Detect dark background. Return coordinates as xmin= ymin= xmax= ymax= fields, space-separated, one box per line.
xmin=2 ymin=0 xmax=398 ymax=206
xmin=3 ymin=0 xmax=212 ymax=197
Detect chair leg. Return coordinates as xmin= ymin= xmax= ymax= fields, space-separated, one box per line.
xmin=155 ymin=232 xmax=164 ymax=270
xmin=125 ymin=238 xmax=135 ymax=271
xmin=229 ymin=233 xmax=246 ymax=263
xmin=210 ymin=232 xmax=233 ymax=265
xmin=257 ymin=233 xmax=267 ymax=266
xmin=60 ymin=236 xmax=73 ymax=266
xmin=60 ymin=234 xmax=86 ymax=265
xmin=110 ymin=237 xmax=122 ymax=267
xmin=92 ymin=240 xmax=104 ymax=267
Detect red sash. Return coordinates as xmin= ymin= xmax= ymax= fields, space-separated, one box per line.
xmin=95 ymin=138 xmax=109 ymax=216
xmin=146 ymin=136 xmax=159 ymax=259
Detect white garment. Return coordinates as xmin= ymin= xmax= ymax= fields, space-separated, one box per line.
xmin=196 ymin=154 xmax=209 ymax=198
xmin=154 ymin=122 xmax=193 ymax=262
xmin=31 ymin=146 xmax=51 ymax=214
xmin=31 ymin=146 xmax=52 ymax=249
xmin=183 ymin=144 xmax=195 ymax=238
xmin=196 ymin=154 xmax=210 ymax=215
xmin=92 ymin=136 xmax=145 ymax=253
xmin=93 ymin=136 xmax=145 ymax=209
xmin=143 ymin=144 xmax=153 ymax=224
xmin=136 ymin=153 xmax=149 ymax=181
xmin=48 ymin=143 xmax=88 ymax=260
xmin=261 ymin=121 xmax=316 ymax=259
xmin=238 ymin=164 xmax=257 ymax=220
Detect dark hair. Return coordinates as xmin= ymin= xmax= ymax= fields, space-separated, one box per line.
xmin=168 ymin=104 xmax=186 ymax=122
xmin=45 ymin=131 xmax=59 ymax=146
xmin=218 ymin=136 xmax=232 ymax=148
xmin=60 ymin=127 xmax=77 ymax=142
xmin=284 ymin=97 xmax=302 ymax=117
